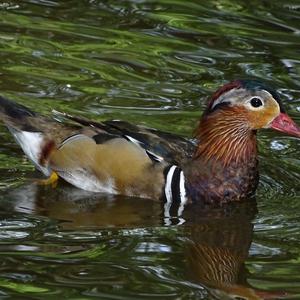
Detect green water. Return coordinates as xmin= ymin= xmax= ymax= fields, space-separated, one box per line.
xmin=0 ymin=0 xmax=300 ymax=299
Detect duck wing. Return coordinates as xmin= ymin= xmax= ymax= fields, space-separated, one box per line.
xmin=55 ymin=112 xmax=196 ymax=166
xmin=0 ymin=96 xmax=193 ymax=198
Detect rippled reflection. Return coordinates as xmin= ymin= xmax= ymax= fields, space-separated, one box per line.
xmin=0 ymin=183 xmax=292 ymax=298
xmin=184 ymin=203 xmax=287 ymax=299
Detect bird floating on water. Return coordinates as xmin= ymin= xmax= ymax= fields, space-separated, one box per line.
xmin=0 ymin=80 xmax=299 ymax=209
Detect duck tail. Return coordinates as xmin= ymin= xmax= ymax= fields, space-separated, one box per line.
xmin=0 ymin=96 xmax=38 ymax=130
xmin=0 ymin=96 xmax=52 ymax=176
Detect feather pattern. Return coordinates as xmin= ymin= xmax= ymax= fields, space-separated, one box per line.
xmin=1 ymin=78 xmax=298 ymax=205
xmin=185 ymin=106 xmax=258 ymax=204
xmin=194 ymin=107 xmax=257 ymax=166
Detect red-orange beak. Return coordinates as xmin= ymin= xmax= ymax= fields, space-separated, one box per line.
xmin=270 ymin=112 xmax=300 ymax=138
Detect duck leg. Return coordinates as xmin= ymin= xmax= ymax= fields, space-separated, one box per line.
xmin=36 ymin=171 xmax=59 ymax=188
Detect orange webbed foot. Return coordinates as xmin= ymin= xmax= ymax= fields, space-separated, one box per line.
xmin=36 ymin=172 xmax=59 ymax=188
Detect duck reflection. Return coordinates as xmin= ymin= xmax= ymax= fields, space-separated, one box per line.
xmin=184 ymin=202 xmax=285 ymax=300
xmin=1 ymin=181 xmax=162 ymax=228
xmin=0 ymin=182 xmax=286 ymax=299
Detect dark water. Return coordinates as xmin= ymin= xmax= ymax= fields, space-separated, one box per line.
xmin=0 ymin=0 xmax=300 ymax=299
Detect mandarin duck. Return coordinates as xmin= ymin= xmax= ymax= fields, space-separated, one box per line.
xmin=0 ymin=80 xmax=299 ymax=209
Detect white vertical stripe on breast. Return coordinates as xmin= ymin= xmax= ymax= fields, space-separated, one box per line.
xmin=164 ymin=165 xmax=177 ymax=204
xmin=178 ymin=170 xmax=188 ymax=216
xmin=164 ymin=202 xmax=172 ymax=223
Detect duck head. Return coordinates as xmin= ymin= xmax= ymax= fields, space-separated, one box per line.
xmin=195 ymin=80 xmax=300 ymax=165
xmin=207 ymin=80 xmax=300 ymax=135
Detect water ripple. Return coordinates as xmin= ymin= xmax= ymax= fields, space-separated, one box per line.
xmin=0 ymin=0 xmax=300 ymax=298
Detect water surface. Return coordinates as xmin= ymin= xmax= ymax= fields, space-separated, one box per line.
xmin=0 ymin=0 xmax=300 ymax=299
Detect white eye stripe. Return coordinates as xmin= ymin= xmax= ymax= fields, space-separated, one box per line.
xmin=210 ymin=88 xmax=277 ymax=111
xmin=210 ymin=88 xmax=240 ymax=110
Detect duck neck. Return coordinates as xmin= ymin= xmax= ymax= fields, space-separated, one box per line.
xmin=194 ymin=110 xmax=257 ymax=166
xmin=185 ymin=109 xmax=258 ymax=203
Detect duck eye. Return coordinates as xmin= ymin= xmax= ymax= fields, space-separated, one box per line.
xmin=250 ymin=97 xmax=263 ymax=108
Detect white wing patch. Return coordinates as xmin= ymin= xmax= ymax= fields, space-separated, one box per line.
xmin=124 ymin=135 xmax=143 ymax=146
xmin=59 ymin=134 xmax=89 ymax=149
xmin=145 ymin=150 xmax=164 ymax=162
xmin=124 ymin=135 xmax=164 ymax=162
xmin=57 ymin=168 xmax=116 ymax=194
xmin=8 ymin=127 xmax=51 ymax=176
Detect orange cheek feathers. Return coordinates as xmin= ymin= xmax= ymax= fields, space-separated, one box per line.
xmin=247 ymin=105 xmax=279 ymax=129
